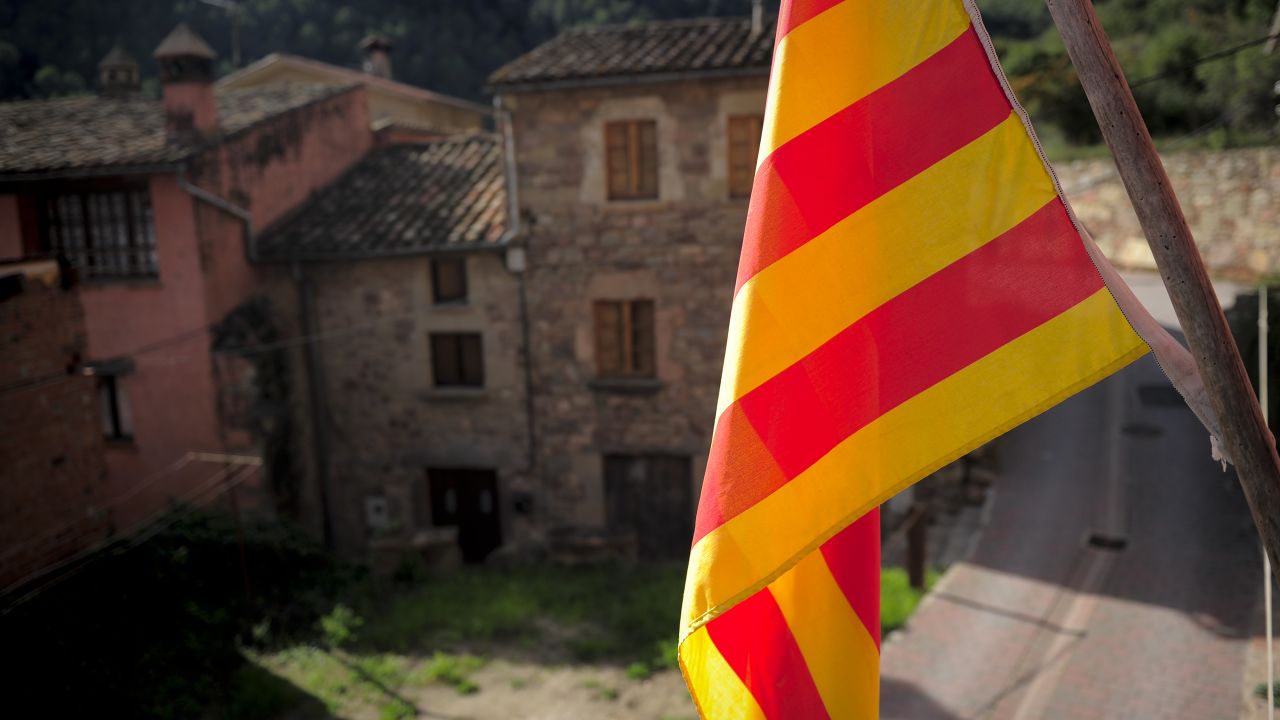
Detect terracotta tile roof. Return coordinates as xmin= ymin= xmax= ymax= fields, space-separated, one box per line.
xmin=255 ymin=133 xmax=509 ymax=261
xmin=0 ymin=84 xmax=352 ymax=176
xmin=488 ymin=16 xmax=774 ymax=89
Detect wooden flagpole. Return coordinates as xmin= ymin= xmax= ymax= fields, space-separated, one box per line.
xmin=1045 ymin=0 xmax=1280 ymax=570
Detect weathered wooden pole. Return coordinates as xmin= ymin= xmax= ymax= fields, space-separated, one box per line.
xmin=1045 ymin=0 xmax=1280 ymax=570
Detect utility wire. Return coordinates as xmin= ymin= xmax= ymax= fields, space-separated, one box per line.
xmin=1129 ymin=32 xmax=1280 ymax=89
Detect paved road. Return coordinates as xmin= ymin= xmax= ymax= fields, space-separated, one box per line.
xmin=880 ymin=349 xmax=1263 ymax=719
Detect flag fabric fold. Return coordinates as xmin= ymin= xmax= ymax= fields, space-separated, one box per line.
xmin=679 ymin=1 xmax=1149 ymax=717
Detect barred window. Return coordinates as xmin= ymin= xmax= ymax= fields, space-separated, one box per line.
xmin=40 ymin=186 xmax=157 ymax=279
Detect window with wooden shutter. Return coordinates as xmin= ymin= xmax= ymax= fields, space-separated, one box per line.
xmin=593 ymin=299 xmax=656 ymax=378
xmin=604 ymin=120 xmax=659 ymax=200
xmin=432 ymin=256 xmax=467 ymax=304
xmin=431 ymin=332 xmax=484 ymax=387
xmin=727 ymin=114 xmax=763 ymax=199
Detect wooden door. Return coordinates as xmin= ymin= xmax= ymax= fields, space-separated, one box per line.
xmin=604 ymin=454 xmax=693 ymax=560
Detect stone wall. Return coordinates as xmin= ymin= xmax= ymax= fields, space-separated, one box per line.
xmin=0 ymin=262 xmax=107 ymax=589
xmin=1056 ymin=146 xmax=1280 ymax=280
xmin=502 ymin=75 xmax=768 ymax=547
xmin=299 ymin=251 xmax=531 ymax=557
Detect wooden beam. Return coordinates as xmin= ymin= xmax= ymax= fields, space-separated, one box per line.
xmin=1045 ymin=0 xmax=1280 ymax=569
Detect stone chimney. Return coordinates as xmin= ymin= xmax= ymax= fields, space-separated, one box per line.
xmin=98 ymin=46 xmax=140 ymax=97
xmin=153 ymin=23 xmax=218 ymax=141
xmin=359 ymin=35 xmax=394 ymax=79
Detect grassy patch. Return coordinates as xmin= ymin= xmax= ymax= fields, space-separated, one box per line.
xmin=351 ymin=562 xmax=684 ymax=669
xmin=881 ymin=567 xmax=940 ymax=634
xmin=1255 ymin=681 xmax=1280 ymax=707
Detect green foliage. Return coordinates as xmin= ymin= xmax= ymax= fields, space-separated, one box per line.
xmin=1254 ymin=681 xmax=1280 ymax=707
xmin=353 ymin=562 xmax=685 ymax=668
xmin=0 ymin=510 xmax=351 ymax=719
xmin=625 ymin=661 xmax=653 ymax=681
xmin=881 ymin=566 xmax=940 ymax=635
xmin=413 ymin=650 xmax=486 ymax=692
xmin=318 ymin=603 xmax=364 ymax=648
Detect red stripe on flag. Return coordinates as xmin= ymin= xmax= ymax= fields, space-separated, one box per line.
xmin=735 ymin=28 xmax=1011 ymax=293
xmin=706 ymin=588 xmax=831 ymax=720
xmin=820 ymin=509 xmax=882 ymax=649
xmin=694 ymin=200 xmax=1100 ymax=542
xmin=776 ymin=0 xmax=845 ymax=39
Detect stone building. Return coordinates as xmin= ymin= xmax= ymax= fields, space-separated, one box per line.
xmin=254 ymin=134 xmax=525 ymax=561
xmin=0 ymin=23 xmax=373 ymax=562
xmin=488 ymin=17 xmax=774 ymax=560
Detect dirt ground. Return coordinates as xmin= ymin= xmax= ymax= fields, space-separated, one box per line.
xmin=281 ymin=659 xmax=697 ymax=720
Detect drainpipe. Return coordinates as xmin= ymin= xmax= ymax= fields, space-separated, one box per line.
xmin=179 ymin=167 xmax=334 ymax=548
xmin=495 ymin=95 xmax=535 ymax=475
xmin=293 ymin=259 xmax=336 ymax=550
xmin=176 ymin=167 xmax=257 ymax=262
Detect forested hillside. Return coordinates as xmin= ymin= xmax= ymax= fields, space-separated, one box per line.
xmin=1 ymin=0 xmax=1278 ymax=148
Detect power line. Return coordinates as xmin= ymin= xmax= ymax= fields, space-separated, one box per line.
xmin=1129 ymin=31 xmax=1280 ymax=89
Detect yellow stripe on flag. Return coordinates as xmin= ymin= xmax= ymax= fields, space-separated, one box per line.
xmin=770 ymin=551 xmax=880 ymax=719
xmin=680 ymin=626 xmax=767 ymax=720
xmin=684 ymin=289 xmax=1145 ymax=630
xmin=761 ymin=0 xmax=971 ymax=161
xmin=717 ymin=113 xmax=1059 ymax=420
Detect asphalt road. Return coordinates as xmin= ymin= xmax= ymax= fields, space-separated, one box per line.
xmin=880 ymin=347 xmax=1263 ymax=719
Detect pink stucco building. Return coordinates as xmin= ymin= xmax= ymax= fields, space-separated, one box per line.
xmin=0 ymin=24 xmax=372 ymax=545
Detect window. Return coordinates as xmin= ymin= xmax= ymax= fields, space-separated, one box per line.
xmin=431 ymin=333 xmax=484 ymax=387
xmin=98 ymin=374 xmax=134 ymax=441
xmin=594 ymin=299 xmax=655 ymax=378
xmin=604 ymin=120 xmax=659 ymax=200
xmin=40 ymin=185 xmax=157 ymax=279
xmin=432 ymin=256 xmax=467 ymax=304
xmin=728 ymin=114 xmax=764 ymax=198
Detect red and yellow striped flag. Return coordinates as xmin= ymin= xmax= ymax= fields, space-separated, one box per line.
xmin=679 ymin=1 xmax=1149 ymax=717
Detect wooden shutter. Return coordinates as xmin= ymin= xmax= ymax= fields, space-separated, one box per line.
xmin=432 ymin=257 xmax=468 ymax=303
xmin=431 ymin=334 xmax=461 ymax=386
xmin=728 ymin=114 xmax=763 ymax=198
xmin=636 ymin=121 xmax=659 ymax=199
xmin=460 ymin=333 xmax=484 ymax=386
xmin=594 ymin=301 xmax=624 ymax=377
xmin=604 ymin=120 xmax=659 ymax=200
xmin=631 ymin=300 xmax=656 ymax=377
xmin=605 ymin=122 xmax=632 ymax=200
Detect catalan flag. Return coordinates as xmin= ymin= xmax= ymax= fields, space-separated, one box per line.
xmin=679 ymin=1 xmax=1149 ymax=717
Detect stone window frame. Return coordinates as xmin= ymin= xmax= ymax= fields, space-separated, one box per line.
xmin=604 ymin=119 xmax=660 ymax=201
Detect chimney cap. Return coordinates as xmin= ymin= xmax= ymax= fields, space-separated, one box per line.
xmin=359 ymin=34 xmax=394 ymax=52
xmin=153 ymin=22 xmax=217 ymax=60
xmin=98 ymin=45 xmax=138 ymax=70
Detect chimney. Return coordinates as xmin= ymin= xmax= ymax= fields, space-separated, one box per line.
xmin=98 ymin=45 xmax=140 ymax=97
xmin=359 ymin=35 xmax=394 ymax=79
xmin=751 ymin=0 xmax=764 ymax=37
xmin=153 ymin=23 xmax=218 ymax=142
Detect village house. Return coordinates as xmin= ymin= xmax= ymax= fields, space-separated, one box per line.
xmin=216 ymin=36 xmax=491 ymax=143
xmin=487 ymin=16 xmax=775 ymax=560
xmin=0 ymin=23 xmax=375 ymax=566
xmin=253 ymin=132 xmax=525 ymax=561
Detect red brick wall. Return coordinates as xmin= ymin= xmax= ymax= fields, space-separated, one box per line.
xmin=0 ymin=266 xmax=108 ymax=590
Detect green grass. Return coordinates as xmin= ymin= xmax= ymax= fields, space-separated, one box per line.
xmin=881 ymin=567 xmax=940 ymax=634
xmin=352 ymin=562 xmax=685 ymax=668
xmin=1254 ymin=681 xmax=1280 ymax=707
